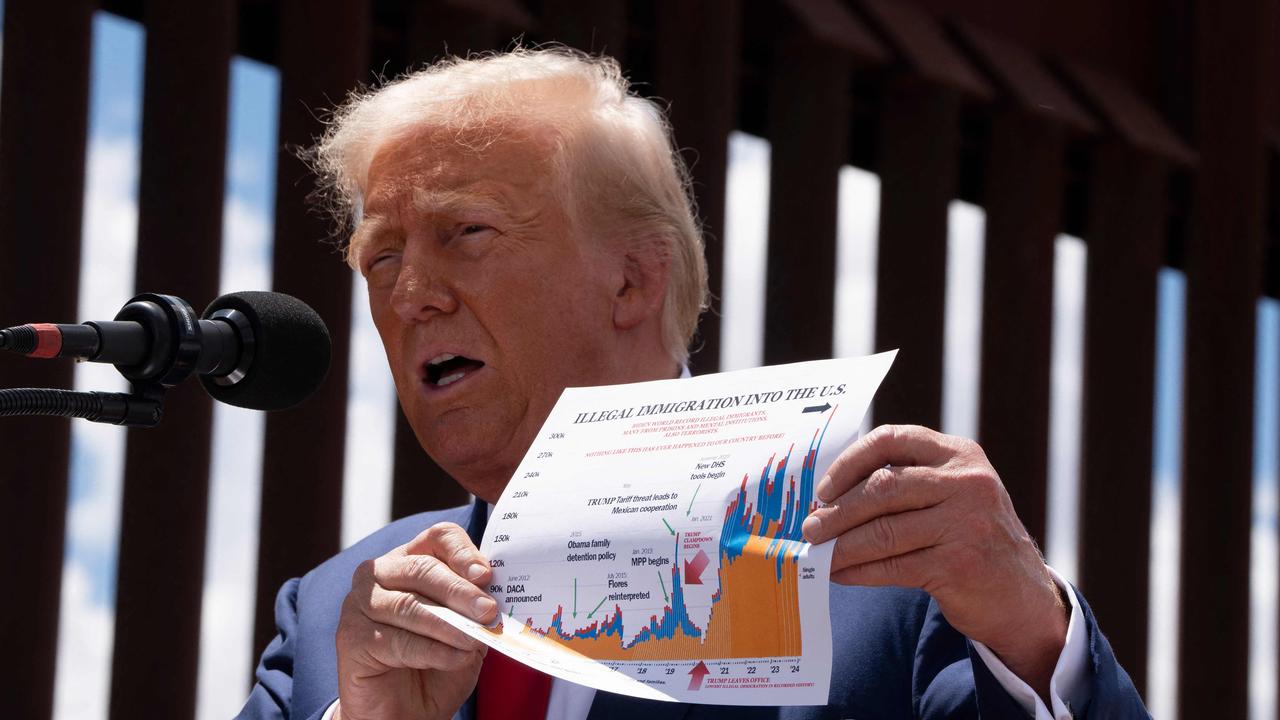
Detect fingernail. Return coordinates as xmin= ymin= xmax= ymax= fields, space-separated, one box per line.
xmin=473 ymin=595 xmax=496 ymax=619
xmin=802 ymin=515 xmax=821 ymax=541
xmin=467 ymin=563 xmax=488 ymax=581
xmin=815 ymin=475 xmax=832 ymax=502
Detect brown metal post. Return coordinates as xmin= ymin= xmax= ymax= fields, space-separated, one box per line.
xmin=653 ymin=0 xmax=741 ymax=374
xmin=406 ymin=0 xmax=531 ymax=66
xmin=854 ymin=0 xmax=996 ymax=428
xmin=408 ymin=4 xmax=499 ymax=63
xmin=977 ymin=110 xmax=1064 ymax=547
xmin=755 ymin=0 xmax=886 ymax=365
xmin=538 ymin=0 xmax=628 ymax=56
xmin=0 ymin=2 xmax=94 ymax=718
xmin=1176 ymin=0 xmax=1275 ymax=715
xmin=871 ymin=79 xmax=960 ymax=428
xmin=761 ymin=36 xmax=851 ymax=365
xmin=106 ymin=3 xmax=235 ymax=718
xmin=253 ymin=0 xmax=370 ymax=661
xmin=1076 ymin=142 xmax=1166 ymax=696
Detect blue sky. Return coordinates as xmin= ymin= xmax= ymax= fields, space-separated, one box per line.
xmin=12 ymin=8 xmax=1277 ymax=720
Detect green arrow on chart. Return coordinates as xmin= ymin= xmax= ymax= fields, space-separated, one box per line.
xmin=686 ymin=483 xmax=701 ymax=515
xmin=587 ymin=595 xmax=608 ymax=619
xmin=662 ymin=518 xmax=675 ymax=535
xmin=573 ymin=577 xmax=578 ymax=618
xmin=658 ymin=570 xmax=669 ymax=602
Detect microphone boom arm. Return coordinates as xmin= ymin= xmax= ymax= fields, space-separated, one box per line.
xmin=0 ymin=383 xmax=165 ymax=427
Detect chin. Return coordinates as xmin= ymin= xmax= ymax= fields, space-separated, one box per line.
xmin=427 ymin=438 xmax=499 ymax=472
xmin=417 ymin=410 xmax=522 ymax=484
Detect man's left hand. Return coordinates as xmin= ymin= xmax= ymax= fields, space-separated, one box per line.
xmin=801 ymin=424 xmax=1068 ymax=698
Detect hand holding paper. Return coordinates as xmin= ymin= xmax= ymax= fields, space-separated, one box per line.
xmin=802 ymin=425 xmax=1068 ymax=699
xmin=333 ymin=523 xmax=494 ymax=720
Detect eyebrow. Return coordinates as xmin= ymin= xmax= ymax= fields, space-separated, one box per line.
xmin=409 ymin=186 xmax=510 ymax=219
xmin=348 ymin=185 xmax=522 ymax=263
xmin=348 ymin=216 xmax=393 ymax=264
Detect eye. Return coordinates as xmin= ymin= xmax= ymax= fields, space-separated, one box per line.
xmin=459 ymin=223 xmax=494 ymax=236
xmin=363 ymin=250 xmax=401 ymax=279
xmin=441 ymin=221 xmax=500 ymax=251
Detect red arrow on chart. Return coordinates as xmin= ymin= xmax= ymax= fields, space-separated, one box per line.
xmin=687 ymin=660 xmax=711 ymax=691
xmin=683 ymin=549 xmax=710 ymax=585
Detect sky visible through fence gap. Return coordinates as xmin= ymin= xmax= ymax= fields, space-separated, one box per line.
xmin=1046 ymin=236 xmax=1086 ymax=583
xmin=56 ymin=12 xmax=144 ymax=720
xmin=834 ymin=165 xmax=879 ymax=438
xmin=25 ymin=13 xmax=1280 ymax=720
xmin=341 ymin=275 xmax=397 ymax=549
xmin=942 ymin=200 xmax=985 ymax=441
xmin=720 ymin=131 xmax=770 ymax=372
xmin=1147 ymin=269 xmax=1185 ymax=720
xmin=197 ymin=55 xmax=281 ymax=720
xmin=1252 ymin=297 xmax=1280 ymax=720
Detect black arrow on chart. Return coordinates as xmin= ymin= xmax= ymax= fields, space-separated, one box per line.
xmin=802 ymin=402 xmax=832 ymax=414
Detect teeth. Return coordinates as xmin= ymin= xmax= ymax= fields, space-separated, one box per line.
xmin=437 ymin=371 xmax=466 ymax=387
xmin=427 ymin=353 xmax=457 ymax=367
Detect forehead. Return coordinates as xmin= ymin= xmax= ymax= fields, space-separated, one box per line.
xmin=347 ymin=124 xmax=566 ymax=263
xmin=362 ymin=125 xmax=556 ymax=212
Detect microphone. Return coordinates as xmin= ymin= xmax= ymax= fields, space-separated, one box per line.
xmin=0 ymin=291 xmax=331 ymax=412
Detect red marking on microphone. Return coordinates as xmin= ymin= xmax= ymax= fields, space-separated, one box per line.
xmin=29 ymin=324 xmax=62 ymax=358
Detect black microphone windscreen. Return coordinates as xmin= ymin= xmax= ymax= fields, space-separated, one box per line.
xmin=199 ymin=291 xmax=331 ymax=411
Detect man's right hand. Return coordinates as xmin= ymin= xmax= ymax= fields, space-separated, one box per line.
xmin=333 ymin=522 xmax=497 ymax=720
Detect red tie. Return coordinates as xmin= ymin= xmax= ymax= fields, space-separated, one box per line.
xmin=476 ymin=649 xmax=553 ymax=720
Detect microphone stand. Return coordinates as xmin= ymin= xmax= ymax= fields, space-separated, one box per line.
xmin=0 ymin=381 xmax=166 ymax=427
xmin=0 ymin=293 xmax=202 ymax=428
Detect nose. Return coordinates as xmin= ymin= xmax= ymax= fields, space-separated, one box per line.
xmin=389 ymin=243 xmax=458 ymax=322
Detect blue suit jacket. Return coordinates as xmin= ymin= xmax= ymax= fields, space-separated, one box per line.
xmin=236 ymin=500 xmax=1149 ymax=719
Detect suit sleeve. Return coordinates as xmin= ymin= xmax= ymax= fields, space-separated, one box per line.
xmin=912 ymin=597 xmax=983 ymax=718
xmin=235 ymin=577 xmax=332 ymax=720
xmin=1008 ymin=588 xmax=1149 ymax=719
xmin=912 ymin=590 xmax=1150 ymax=719
xmin=967 ymin=579 xmax=1152 ymax=712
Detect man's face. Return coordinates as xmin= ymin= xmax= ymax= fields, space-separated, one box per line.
xmin=351 ymin=128 xmax=622 ymax=498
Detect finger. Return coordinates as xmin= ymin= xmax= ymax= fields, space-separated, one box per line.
xmin=816 ymin=425 xmax=953 ymax=503
xmin=363 ymin=585 xmax=485 ymax=652
xmin=374 ymin=552 xmax=498 ymax=624
xmin=827 ymin=507 xmax=947 ymax=572
xmin=803 ymin=465 xmax=951 ymax=544
xmin=358 ymin=618 xmax=481 ymax=672
xmin=406 ymin=522 xmax=492 ymax=585
xmin=831 ymin=546 xmax=935 ymax=589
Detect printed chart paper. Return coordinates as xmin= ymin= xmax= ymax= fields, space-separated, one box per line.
xmin=425 ymin=353 xmax=896 ymax=705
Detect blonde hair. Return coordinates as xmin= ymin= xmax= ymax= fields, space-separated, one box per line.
xmin=311 ymin=46 xmax=709 ymax=366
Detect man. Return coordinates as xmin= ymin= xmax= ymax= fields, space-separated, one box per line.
xmin=238 ymin=48 xmax=1147 ymax=719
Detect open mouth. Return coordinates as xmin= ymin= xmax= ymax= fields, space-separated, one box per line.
xmin=423 ymin=352 xmax=486 ymax=389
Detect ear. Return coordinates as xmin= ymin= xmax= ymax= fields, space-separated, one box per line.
xmin=611 ymin=237 xmax=671 ymax=332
